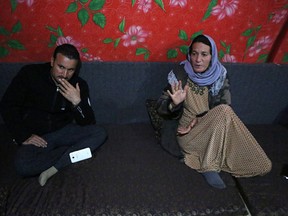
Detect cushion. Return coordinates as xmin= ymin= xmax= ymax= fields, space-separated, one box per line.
xmin=145 ymin=99 xmax=163 ymax=141
xmin=145 ymin=99 xmax=183 ymax=159
xmin=274 ymin=105 xmax=288 ymax=128
xmin=160 ymin=119 xmax=183 ymax=159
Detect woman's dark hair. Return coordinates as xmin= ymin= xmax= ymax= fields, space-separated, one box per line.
xmin=188 ymin=34 xmax=212 ymax=56
xmin=53 ymin=43 xmax=82 ymax=74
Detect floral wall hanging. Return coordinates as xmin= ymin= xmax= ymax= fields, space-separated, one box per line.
xmin=0 ymin=0 xmax=287 ymax=63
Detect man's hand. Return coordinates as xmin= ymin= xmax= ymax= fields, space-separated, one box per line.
xmin=23 ymin=134 xmax=47 ymax=147
xmin=58 ymin=79 xmax=81 ymax=106
xmin=167 ymin=80 xmax=189 ymax=106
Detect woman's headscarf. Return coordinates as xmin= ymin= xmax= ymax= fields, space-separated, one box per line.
xmin=180 ymin=34 xmax=227 ymax=96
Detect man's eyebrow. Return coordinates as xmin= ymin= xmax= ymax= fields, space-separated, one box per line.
xmin=57 ymin=64 xmax=75 ymax=70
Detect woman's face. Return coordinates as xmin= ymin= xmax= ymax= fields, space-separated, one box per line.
xmin=189 ymin=42 xmax=212 ymax=73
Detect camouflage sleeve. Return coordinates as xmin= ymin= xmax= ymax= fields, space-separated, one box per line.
xmin=209 ymin=75 xmax=231 ymax=108
xmin=156 ymin=85 xmax=183 ymax=119
xmin=220 ymin=76 xmax=231 ymax=105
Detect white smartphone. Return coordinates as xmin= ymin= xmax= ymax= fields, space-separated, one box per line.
xmin=69 ymin=147 xmax=92 ymax=163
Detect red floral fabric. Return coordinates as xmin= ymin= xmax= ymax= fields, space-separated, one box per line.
xmin=0 ymin=0 xmax=287 ymax=63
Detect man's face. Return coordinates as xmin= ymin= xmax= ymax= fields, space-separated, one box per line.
xmin=50 ymin=53 xmax=78 ymax=84
xmin=189 ymin=42 xmax=212 ymax=73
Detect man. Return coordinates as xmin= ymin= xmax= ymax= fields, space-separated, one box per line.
xmin=0 ymin=44 xmax=107 ymax=186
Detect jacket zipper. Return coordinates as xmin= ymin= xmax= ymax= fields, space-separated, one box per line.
xmin=76 ymin=105 xmax=85 ymax=119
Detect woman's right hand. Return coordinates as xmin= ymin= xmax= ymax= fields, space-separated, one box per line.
xmin=177 ymin=118 xmax=198 ymax=135
xmin=167 ymin=80 xmax=189 ymax=106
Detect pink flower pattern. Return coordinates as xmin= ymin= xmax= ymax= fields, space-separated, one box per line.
xmin=17 ymin=0 xmax=34 ymax=7
xmin=83 ymin=53 xmax=102 ymax=62
xmin=169 ymin=0 xmax=187 ymax=8
xmin=137 ymin=0 xmax=152 ymax=13
xmin=211 ymin=0 xmax=239 ymax=20
xmin=2 ymin=1 xmax=287 ymax=63
xmin=271 ymin=9 xmax=287 ymax=24
xmin=122 ymin=25 xmax=148 ymax=47
xmin=248 ymin=36 xmax=272 ymax=57
xmin=222 ymin=54 xmax=237 ymax=62
xmin=56 ymin=36 xmax=81 ymax=48
xmin=56 ymin=36 xmax=101 ymax=61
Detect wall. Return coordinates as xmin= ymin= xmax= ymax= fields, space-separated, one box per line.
xmin=0 ymin=0 xmax=287 ymax=63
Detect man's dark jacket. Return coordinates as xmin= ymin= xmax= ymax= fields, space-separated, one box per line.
xmin=0 ymin=63 xmax=96 ymax=144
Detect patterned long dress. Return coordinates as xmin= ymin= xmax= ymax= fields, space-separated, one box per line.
xmin=177 ymin=78 xmax=272 ymax=177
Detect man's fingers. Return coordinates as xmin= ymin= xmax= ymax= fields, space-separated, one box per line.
xmin=76 ymin=83 xmax=80 ymax=92
xmin=23 ymin=135 xmax=47 ymax=147
xmin=59 ymin=78 xmax=70 ymax=85
xmin=59 ymin=79 xmax=74 ymax=91
xmin=34 ymin=137 xmax=47 ymax=147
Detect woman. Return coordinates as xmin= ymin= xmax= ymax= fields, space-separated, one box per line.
xmin=157 ymin=34 xmax=272 ymax=189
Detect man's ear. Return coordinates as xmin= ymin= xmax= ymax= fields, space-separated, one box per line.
xmin=50 ymin=57 xmax=54 ymax=67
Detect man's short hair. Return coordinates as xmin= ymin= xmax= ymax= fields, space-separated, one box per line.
xmin=53 ymin=44 xmax=80 ymax=61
